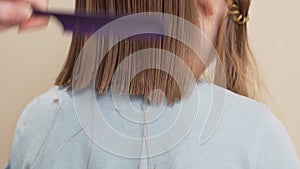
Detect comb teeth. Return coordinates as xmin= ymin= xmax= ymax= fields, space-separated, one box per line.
xmin=32 ymin=10 xmax=166 ymax=38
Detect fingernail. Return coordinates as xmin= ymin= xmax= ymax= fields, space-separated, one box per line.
xmin=22 ymin=3 xmax=32 ymax=19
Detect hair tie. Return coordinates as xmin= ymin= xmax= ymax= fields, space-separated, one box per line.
xmin=228 ymin=4 xmax=249 ymax=25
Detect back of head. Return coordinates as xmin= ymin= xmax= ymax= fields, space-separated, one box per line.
xmin=55 ymin=0 xmax=260 ymax=105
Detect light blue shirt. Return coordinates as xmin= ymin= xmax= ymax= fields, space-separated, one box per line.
xmin=6 ymin=82 xmax=300 ymax=169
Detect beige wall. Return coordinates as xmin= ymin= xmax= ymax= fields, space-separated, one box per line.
xmin=0 ymin=0 xmax=299 ymax=166
xmin=249 ymin=0 xmax=300 ymax=159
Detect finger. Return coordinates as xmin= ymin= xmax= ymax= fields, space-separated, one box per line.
xmin=17 ymin=0 xmax=50 ymax=31
xmin=0 ymin=23 xmax=12 ymax=31
xmin=19 ymin=0 xmax=48 ymax=11
xmin=0 ymin=1 xmax=32 ymax=24
xmin=19 ymin=15 xmax=50 ymax=30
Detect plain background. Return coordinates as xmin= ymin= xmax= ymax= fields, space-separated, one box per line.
xmin=0 ymin=0 xmax=299 ymax=166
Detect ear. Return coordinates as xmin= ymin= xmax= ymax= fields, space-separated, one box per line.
xmin=195 ymin=0 xmax=217 ymax=16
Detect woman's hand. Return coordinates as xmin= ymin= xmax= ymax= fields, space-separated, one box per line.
xmin=0 ymin=0 xmax=49 ymax=31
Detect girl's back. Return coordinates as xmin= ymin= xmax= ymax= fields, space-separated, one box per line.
xmin=8 ymin=82 xmax=299 ymax=169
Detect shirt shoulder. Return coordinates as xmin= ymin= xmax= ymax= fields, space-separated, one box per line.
xmin=16 ymin=86 xmax=70 ymax=129
xmin=9 ymin=86 xmax=72 ymax=169
xmin=208 ymin=84 xmax=299 ymax=169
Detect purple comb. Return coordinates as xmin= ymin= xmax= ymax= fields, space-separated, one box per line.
xmin=32 ymin=10 xmax=166 ymax=37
